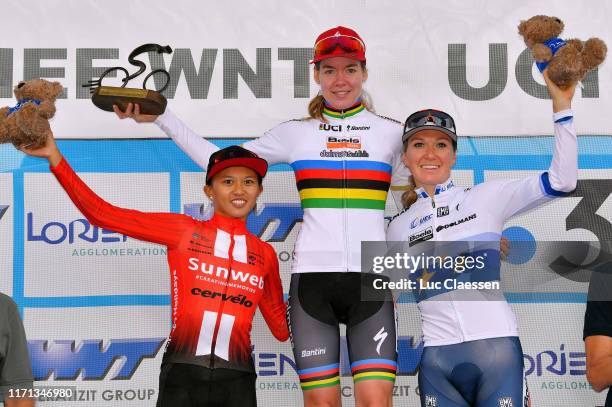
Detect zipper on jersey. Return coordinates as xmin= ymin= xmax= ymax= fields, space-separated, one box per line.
xmin=209 ymin=226 xmax=236 ymax=369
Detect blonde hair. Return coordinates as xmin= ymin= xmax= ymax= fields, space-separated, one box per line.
xmin=401 ymin=176 xmax=418 ymax=210
xmin=307 ymin=62 xmax=372 ymax=122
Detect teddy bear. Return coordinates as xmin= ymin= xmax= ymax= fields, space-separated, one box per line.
xmin=0 ymin=79 xmax=63 ymax=149
xmin=518 ymin=15 xmax=607 ymax=89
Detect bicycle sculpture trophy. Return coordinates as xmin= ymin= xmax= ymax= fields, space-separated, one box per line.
xmin=84 ymin=44 xmax=173 ymax=115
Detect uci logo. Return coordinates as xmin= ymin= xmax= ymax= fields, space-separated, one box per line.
xmin=319 ymin=123 xmax=342 ymax=132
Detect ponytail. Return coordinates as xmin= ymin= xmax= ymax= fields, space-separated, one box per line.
xmin=401 ymin=176 xmax=418 ymax=210
xmin=307 ymin=94 xmax=327 ymax=123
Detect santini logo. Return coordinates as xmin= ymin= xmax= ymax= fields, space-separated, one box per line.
xmin=301 ymin=348 xmax=326 ymax=358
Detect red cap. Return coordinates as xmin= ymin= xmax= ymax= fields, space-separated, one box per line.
xmin=311 ymin=26 xmax=366 ymax=64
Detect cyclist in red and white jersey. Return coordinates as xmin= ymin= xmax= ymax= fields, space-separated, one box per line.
xmin=114 ymin=26 xmax=405 ymax=407
xmin=20 ymin=137 xmax=288 ymax=407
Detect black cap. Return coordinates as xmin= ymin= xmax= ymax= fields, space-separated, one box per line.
xmin=206 ymin=146 xmax=268 ymax=184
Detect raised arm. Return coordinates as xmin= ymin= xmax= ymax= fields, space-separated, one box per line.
xmin=258 ymin=244 xmax=289 ymax=341
xmin=114 ymin=103 xmax=219 ymax=169
xmin=115 ymin=103 xmax=292 ymax=169
xmin=478 ymin=70 xmax=578 ymax=220
xmin=20 ymin=132 xmax=190 ymax=248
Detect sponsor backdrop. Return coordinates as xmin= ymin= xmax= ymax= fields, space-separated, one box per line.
xmin=1 ymin=1 xmax=611 ymax=406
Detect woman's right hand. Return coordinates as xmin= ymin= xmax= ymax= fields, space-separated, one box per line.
xmin=113 ymin=103 xmax=159 ymax=123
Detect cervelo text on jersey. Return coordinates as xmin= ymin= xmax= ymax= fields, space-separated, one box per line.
xmin=156 ymin=101 xmax=411 ymax=273
xmin=51 ymin=159 xmax=288 ymax=372
xmin=386 ymin=109 xmax=577 ymax=347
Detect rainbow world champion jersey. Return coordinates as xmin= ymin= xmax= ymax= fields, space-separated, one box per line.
xmin=156 ymin=101 xmax=410 ymax=273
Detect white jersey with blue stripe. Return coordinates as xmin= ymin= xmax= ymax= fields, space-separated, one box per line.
xmin=386 ymin=109 xmax=577 ymax=347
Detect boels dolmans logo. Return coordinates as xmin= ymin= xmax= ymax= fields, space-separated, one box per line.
xmin=326 ymin=136 xmax=361 ymax=149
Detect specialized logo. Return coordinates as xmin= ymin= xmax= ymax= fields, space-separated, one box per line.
xmin=437 ymin=206 xmax=449 ymax=217
xmin=409 ymin=227 xmax=433 ymax=247
xmin=373 ymin=326 xmax=388 ymax=355
xmin=425 ymin=395 xmax=438 ymax=407
xmin=498 ymin=397 xmax=513 ymax=407
xmin=326 ymin=135 xmax=361 ymax=149
xmin=301 ymin=347 xmax=326 ymax=358
xmin=410 ymin=214 xmax=433 ymax=229
xmin=188 ymin=258 xmax=265 ymax=289
xmin=191 ymin=288 xmax=254 ymax=307
xmin=436 ymin=213 xmax=477 ymax=232
xmin=319 ymin=123 xmax=342 ymax=132
xmin=0 ymin=205 xmax=8 ymax=221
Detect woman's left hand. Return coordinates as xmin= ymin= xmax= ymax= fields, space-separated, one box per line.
xmin=18 ymin=130 xmax=63 ymax=166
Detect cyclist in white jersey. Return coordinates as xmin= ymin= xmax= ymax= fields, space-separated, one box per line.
xmin=114 ymin=26 xmax=407 ymax=407
xmin=386 ymin=70 xmax=577 ymax=406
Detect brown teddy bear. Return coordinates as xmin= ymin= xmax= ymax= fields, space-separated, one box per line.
xmin=518 ymin=15 xmax=607 ymax=89
xmin=0 ymin=79 xmax=63 ymax=149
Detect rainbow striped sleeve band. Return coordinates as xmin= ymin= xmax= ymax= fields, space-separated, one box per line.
xmin=298 ymin=363 xmax=341 ymax=391
xmin=351 ymin=358 xmax=397 ymax=383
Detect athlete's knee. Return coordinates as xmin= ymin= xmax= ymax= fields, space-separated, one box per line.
xmin=354 ymin=381 xmax=393 ymax=407
xmin=354 ymin=397 xmax=392 ymax=407
xmin=303 ymin=388 xmax=341 ymax=407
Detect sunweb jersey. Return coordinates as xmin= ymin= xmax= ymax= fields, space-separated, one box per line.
xmin=51 ymin=159 xmax=288 ymax=372
xmin=386 ymin=109 xmax=577 ymax=347
xmin=155 ymin=102 xmax=410 ymax=273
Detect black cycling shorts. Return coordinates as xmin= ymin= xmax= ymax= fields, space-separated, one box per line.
xmin=156 ymin=363 xmax=256 ymax=407
xmin=287 ymin=272 xmax=397 ymax=391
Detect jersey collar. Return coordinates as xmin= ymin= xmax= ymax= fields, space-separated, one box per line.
xmin=415 ymin=178 xmax=455 ymax=200
xmin=209 ymin=212 xmax=248 ymax=234
xmin=322 ymin=98 xmax=365 ymax=119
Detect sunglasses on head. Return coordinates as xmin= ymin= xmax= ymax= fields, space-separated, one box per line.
xmin=313 ymin=34 xmax=366 ymax=58
xmin=404 ymin=110 xmax=455 ymax=132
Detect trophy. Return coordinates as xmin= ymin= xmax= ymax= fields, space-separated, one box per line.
xmin=84 ymin=44 xmax=173 ymax=115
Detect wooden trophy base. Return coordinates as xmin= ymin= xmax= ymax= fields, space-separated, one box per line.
xmin=91 ymin=86 xmax=167 ymax=115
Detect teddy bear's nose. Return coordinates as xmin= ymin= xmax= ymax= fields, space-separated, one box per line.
xmin=17 ymin=82 xmax=25 ymax=88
